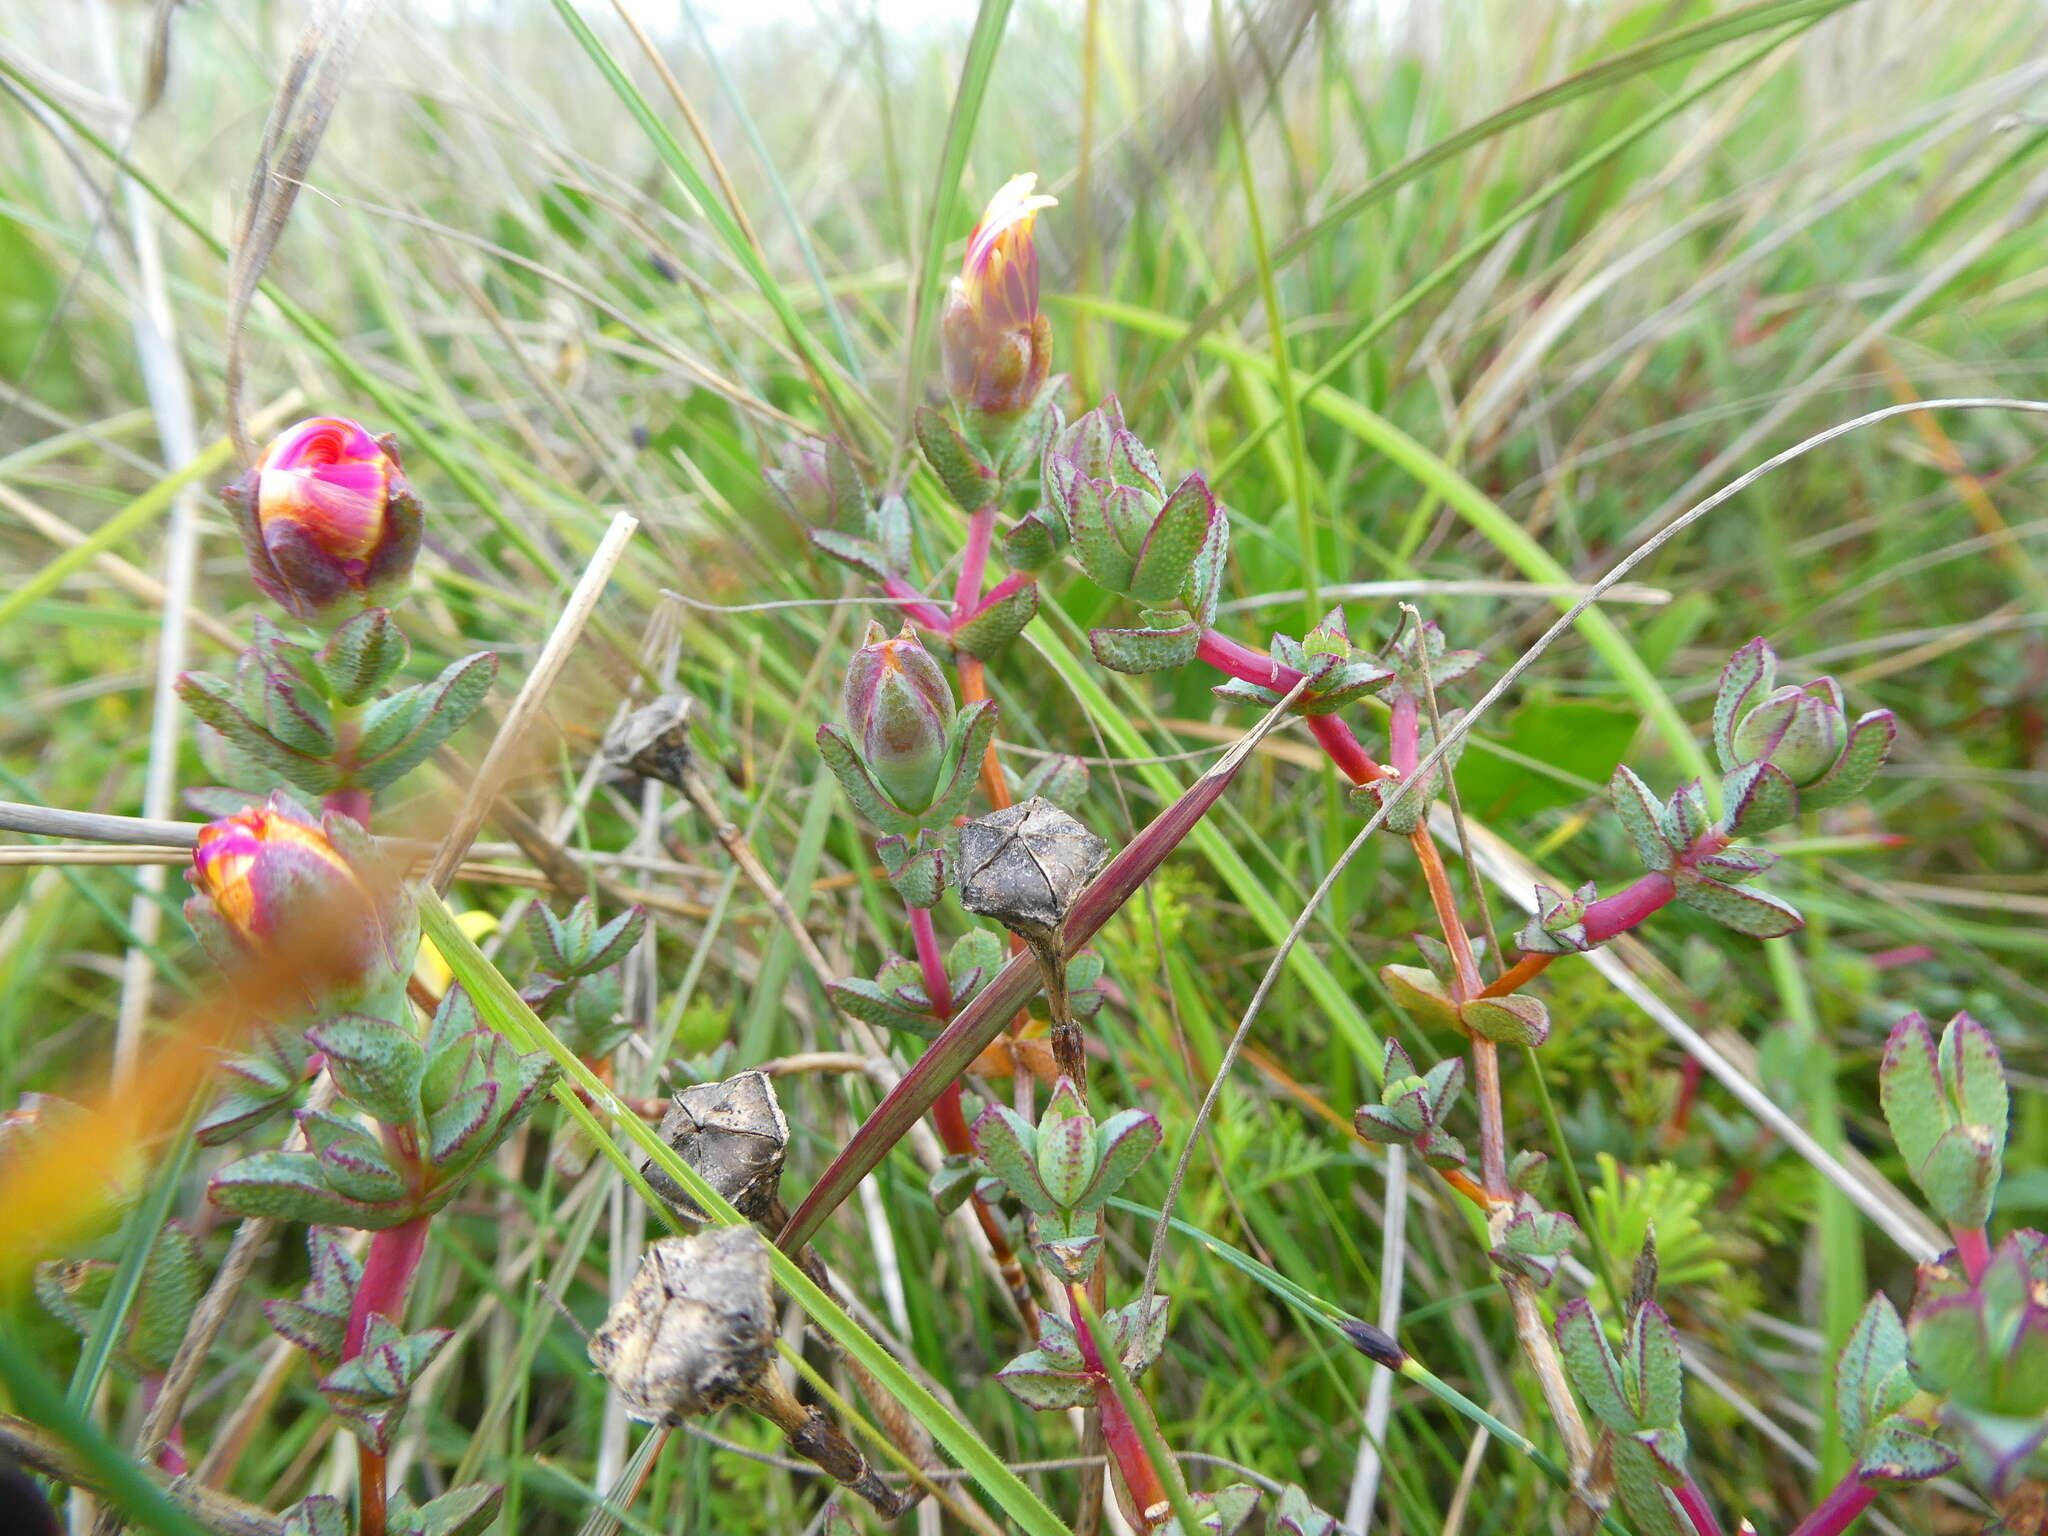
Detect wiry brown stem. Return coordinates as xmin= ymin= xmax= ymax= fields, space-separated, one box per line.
xmin=1411 ymin=819 xmax=1602 ymax=1526
xmin=746 ymin=1367 xmax=913 ymax=1520
xmin=2 ymin=1410 xmax=285 ymax=1536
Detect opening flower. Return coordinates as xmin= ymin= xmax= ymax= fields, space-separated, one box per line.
xmin=940 ymin=173 xmax=1057 ymax=418
xmin=223 ymin=416 xmax=422 ymax=621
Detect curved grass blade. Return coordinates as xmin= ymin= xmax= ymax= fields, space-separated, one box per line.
xmin=899 ymin=0 xmax=1015 ymax=433
xmin=417 ymin=897 xmax=1075 ymax=1536
xmin=1133 ymin=0 xmax=1861 ymax=400
xmin=1063 ymin=295 xmax=1709 ymax=783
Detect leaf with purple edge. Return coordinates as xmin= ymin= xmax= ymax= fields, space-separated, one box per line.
xmin=1126 ymin=473 xmax=1215 ymax=603
xmin=1713 ymin=638 xmax=1777 ymax=771
xmin=1460 ymin=994 xmax=1550 ymax=1047
xmin=1079 ymin=1108 xmax=1162 ymax=1212
xmin=1938 ymin=1012 xmax=2009 ymax=1152
xmin=1088 ymin=616 xmax=1202 ymax=674
xmin=995 ymin=1352 xmax=1095 ymax=1412
xmin=1610 ymin=766 xmax=1674 ymax=871
xmin=815 ymin=722 xmax=919 ymax=836
xmin=306 ymin=1013 xmax=424 ymax=1125
xmin=427 ymin=1082 xmax=497 ymax=1166
xmin=209 ymin=1150 xmax=397 ymax=1227
xmin=1719 ymin=758 xmax=1798 ymax=837
xmin=1857 ymin=1420 xmax=1958 ymax=1484
xmin=1879 ymin=1012 xmax=1945 ymax=1174
xmin=1671 ymin=873 xmax=1803 ymax=939
xmin=1694 ymin=845 xmax=1776 ymax=884
xmin=1838 ymin=1292 xmax=1914 ymax=1456
xmin=970 ymin=1103 xmax=1048 ymax=1212
xmin=953 ymin=579 xmax=1039 ymax=659
xmin=1800 ymin=709 xmax=1897 ymax=812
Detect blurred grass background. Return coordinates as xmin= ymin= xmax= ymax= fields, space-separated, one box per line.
xmin=1 ymin=0 xmax=2045 ymax=1530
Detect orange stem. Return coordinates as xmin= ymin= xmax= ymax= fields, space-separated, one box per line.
xmin=1481 ymin=950 xmax=1554 ymax=998
xmin=1409 ymin=828 xmax=1507 ymax=1197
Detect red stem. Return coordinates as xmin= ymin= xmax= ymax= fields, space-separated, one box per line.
xmin=907 ymin=906 xmax=954 ymax=1017
xmin=343 ymin=1215 xmax=430 ymax=1536
xmin=1067 ymin=1283 xmax=1173 ymax=1520
xmin=1953 ymin=1226 xmax=1991 ymax=1283
xmin=1674 ymin=1476 xmax=1726 ymax=1536
xmin=1788 ymin=1474 xmax=1877 ymax=1536
xmin=1307 ymin=714 xmax=1382 ymax=786
xmin=1580 ymin=870 xmax=1679 ymax=942
xmin=953 ymin=505 xmax=997 ymax=620
xmin=883 ymin=574 xmax=952 ymax=633
xmin=323 ymin=787 xmax=371 ymax=826
xmin=1195 ymin=627 xmax=1385 ymax=781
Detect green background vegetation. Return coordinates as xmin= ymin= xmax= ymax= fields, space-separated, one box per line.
xmin=1 ymin=0 xmax=2043 ymax=1529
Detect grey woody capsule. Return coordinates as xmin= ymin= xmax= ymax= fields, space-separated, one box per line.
xmin=954 ymin=797 xmax=1109 ymax=941
xmin=640 ymin=1071 xmax=790 ymax=1225
xmin=602 ymin=694 xmax=695 ymax=790
xmin=587 ymin=1228 xmax=777 ymax=1425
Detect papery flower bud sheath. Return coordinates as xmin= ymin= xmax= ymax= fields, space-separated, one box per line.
xmin=841 ymin=622 xmax=955 ymax=813
xmin=222 ymin=416 xmax=421 ymax=622
xmin=940 ymin=173 xmax=1056 ymax=417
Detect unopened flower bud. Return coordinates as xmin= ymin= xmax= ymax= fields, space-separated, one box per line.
xmin=186 ymin=793 xmax=368 ymax=950
xmin=841 ymin=623 xmax=955 ymax=814
xmin=641 ymin=1071 xmax=790 ymax=1226
xmin=222 ymin=417 xmax=421 ymax=622
xmin=182 ymin=793 xmax=410 ymax=1014
xmin=589 ymin=1228 xmax=777 ymax=1425
xmin=956 ymin=797 xmax=1108 ymax=942
xmin=940 ymin=174 xmax=1055 ymax=418
xmin=1730 ymin=681 xmax=1844 ymax=787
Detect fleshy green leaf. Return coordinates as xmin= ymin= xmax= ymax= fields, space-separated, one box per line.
xmin=1088 ymin=617 xmax=1201 ymax=674
xmin=1610 ymin=766 xmax=1673 ymax=871
xmin=307 ymin=1013 xmax=424 ymax=1125
xmin=1671 ymin=873 xmax=1802 ymax=939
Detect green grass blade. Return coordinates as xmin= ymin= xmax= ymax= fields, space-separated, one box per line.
xmin=1063 ymin=296 xmax=1708 ymax=780
xmin=546 ymin=0 xmax=866 ymax=434
xmin=899 ymin=0 xmax=1016 ymax=429
xmin=1136 ymin=0 xmax=1862 ymax=398
xmin=417 ymin=896 xmax=1077 ymax=1536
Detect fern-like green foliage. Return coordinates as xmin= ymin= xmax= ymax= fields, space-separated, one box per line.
xmin=1589 ymin=1154 xmax=1730 ymax=1292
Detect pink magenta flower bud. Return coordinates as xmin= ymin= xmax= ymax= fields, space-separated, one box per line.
xmin=222 ymin=416 xmax=422 ymax=622
xmin=185 ymin=793 xmax=367 ymax=949
xmin=841 ymin=622 xmax=955 ymax=813
xmin=940 ymin=174 xmax=1056 ymax=418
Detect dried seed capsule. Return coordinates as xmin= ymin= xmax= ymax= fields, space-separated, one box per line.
xmin=590 ymin=1230 xmax=917 ymax=1521
xmin=587 ymin=1228 xmax=777 ymax=1425
xmin=640 ymin=1071 xmax=790 ymax=1226
xmin=957 ymin=798 xmax=1109 ymax=1086
xmin=955 ymin=798 xmax=1108 ymax=943
xmin=602 ymin=694 xmax=694 ymax=790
